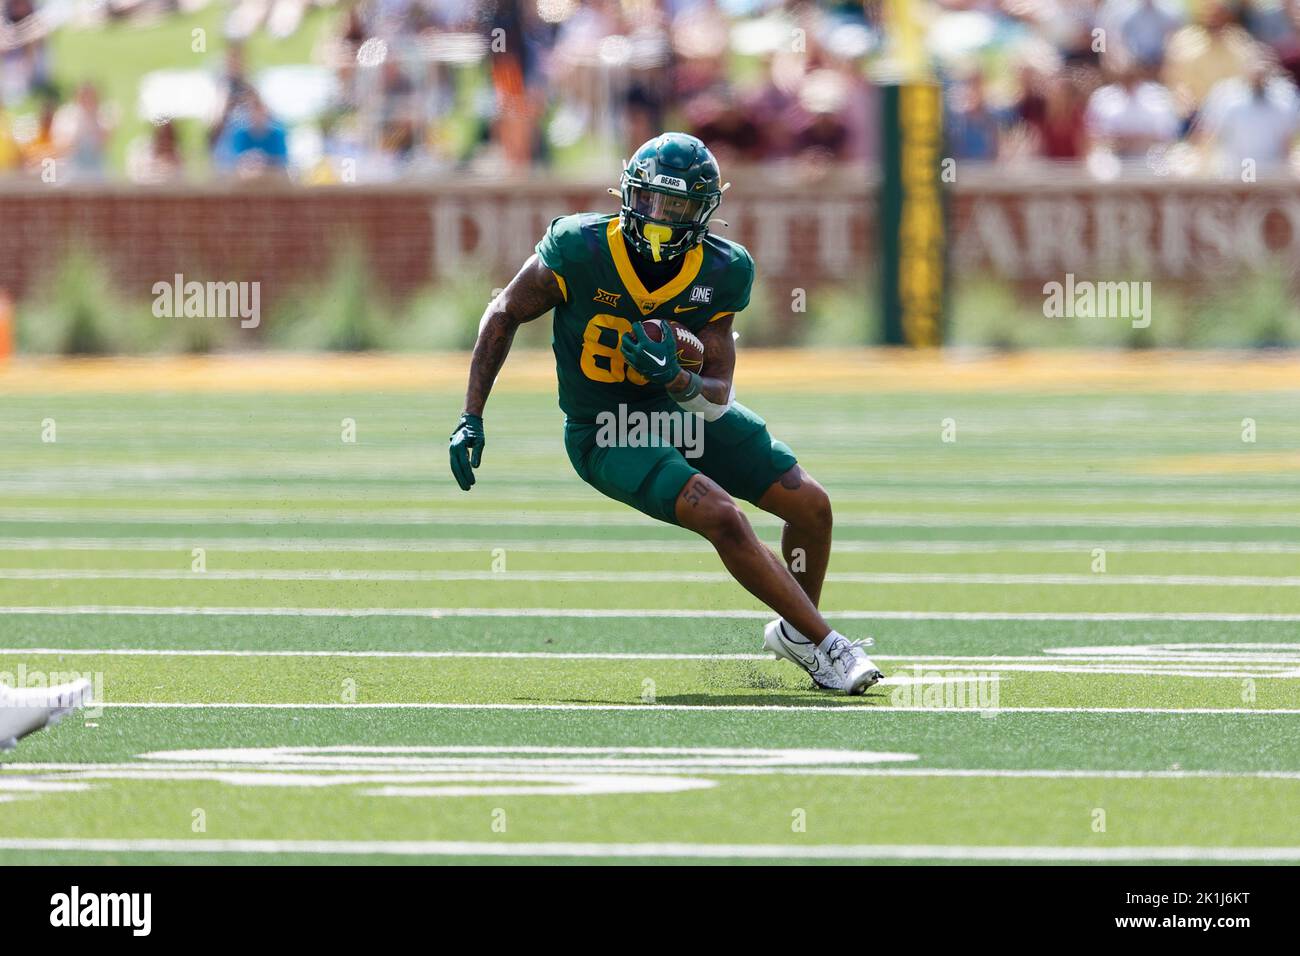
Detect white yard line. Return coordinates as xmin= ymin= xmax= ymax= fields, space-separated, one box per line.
xmin=1 ymin=648 xmax=1295 ymax=664
xmin=86 ymin=702 xmax=1300 ymax=714
xmin=3 ymin=479 xmax=1297 ymax=504
xmin=0 ymin=468 xmax=1294 ymax=489
xmin=0 ymin=838 xmax=1296 ymax=861
xmin=0 ymin=647 xmax=775 ymax=661
xmin=3 ymin=647 xmax=1295 ymax=679
xmin=2 ymin=606 xmax=1299 ymax=621
xmin=5 ymin=536 xmax=1300 ymax=554
xmin=10 ymin=760 xmax=1300 ymax=782
xmin=3 ymin=508 xmax=1300 ymax=527
xmin=3 ymin=648 xmax=1290 ymax=680
xmin=6 ymin=761 xmax=1300 ymax=783
xmin=2 ymin=568 xmax=1299 ymax=587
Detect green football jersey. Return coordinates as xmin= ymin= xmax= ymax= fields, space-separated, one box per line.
xmin=535 ymin=213 xmax=754 ymax=423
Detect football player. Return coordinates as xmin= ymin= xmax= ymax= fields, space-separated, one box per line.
xmin=449 ymin=132 xmax=882 ymax=694
xmin=0 ymin=678 xmax=91 ymax=752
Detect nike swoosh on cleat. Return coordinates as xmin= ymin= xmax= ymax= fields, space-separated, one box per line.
xmin=776 ymin=622 xmax=839 ymax=690
xmin=778 ymin=622 xmax=820 ymax=670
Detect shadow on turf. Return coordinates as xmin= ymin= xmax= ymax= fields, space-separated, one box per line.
xmin=513 ymin=690 xmax=891 ymax=707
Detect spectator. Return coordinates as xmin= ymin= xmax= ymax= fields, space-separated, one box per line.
xmin=1242 ymin=0 xmax=1297 ymax=46
xmin=1 ymin=0 xmax=50 ymax=103
xmin=669 ymin=0 xmax=731 ymax=102
xmin=0 ymin=104 xmax=19 ymax=172
xmin=946 ymin=71 xmax=1005 ymax=161
xmin=1197 ymin=62 xmax=1300 ymax=173
xmin=1045 ymin=0 xmax=1107 ymax=71
xmin=53 ymin=82 xmax=111 ymax=180
xmin=333 ymin=4 xmax=368 ymax=109
xmin=834 ymin=57 xmax=880 ymax=164
xmin=1103 ymin=0 xmax=1185 ymax=68
xmin=1086 ymin=59 xmax=1180 ymax=157
xmin=377 ymin=57 xmax=419 ymax=164
xmin=741 ymin=53 xmax=803 ymax=161
xmin=622 ymin=85 xmax=663 ymax=159
xmin=224 ymin=92 xmax=289 ymax=178
xmin=1270 ymin=0 xmax=1300 ymax=87
xmin=209 ymin=44 xmax=255 ymax=149
xmin=21 ymin=94 xmax=59 ymax=173
xmin=793 ymin=70 xmax=852 ymax=165
xmin=488 ymin=0 xmax=545 ymax=170
xmin=127 ymin=119 xmax=185 ymax=184
xmin=686 ymin=93 xmax=766 ymax=164
xmin=1017 ymin=70 xmax=1091 ymax=161
xmin=1163 ymin=0 xmax=1261 ymax=118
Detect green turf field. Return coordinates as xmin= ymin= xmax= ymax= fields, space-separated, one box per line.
xmin=1 ymin=356 xmax=1299 ymax=864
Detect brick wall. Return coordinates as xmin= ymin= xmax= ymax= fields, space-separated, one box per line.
xmin=4 ymin=173 xmax=1300 ymax=313
xmin=0 ymin=179 xmax=875 ymax=313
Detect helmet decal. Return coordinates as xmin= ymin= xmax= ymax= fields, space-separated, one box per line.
xmin=651 ymin=174 xmax=686 ymax=189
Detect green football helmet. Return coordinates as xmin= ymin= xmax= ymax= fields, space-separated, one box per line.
xmin=617 ymin=133 xmax=727 ymax=262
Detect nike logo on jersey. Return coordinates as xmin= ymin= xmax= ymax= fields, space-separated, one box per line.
xmin=673 ymin=305 xmax=698 ymax=314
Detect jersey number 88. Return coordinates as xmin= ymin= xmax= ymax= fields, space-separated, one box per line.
xmin=579 ymin=314 xmax=649 ymax=386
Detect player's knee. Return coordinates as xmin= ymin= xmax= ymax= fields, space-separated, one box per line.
xmin=697 ymin=497 xmax=749 ymax=547
xmin=710 ymin=502 xmax=750 ymax=548
xmin=804 ymin=484 xmax=833 ymax=534
xmin=789 ymin=481 xmax=832 ymax=535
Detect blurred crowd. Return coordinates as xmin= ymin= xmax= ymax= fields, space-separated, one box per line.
xmin=308 ymin=0 xmax=879 ymax=181
xmin=942 ymin=0 xmax=1300 ymax=177
xmin=3 ymin=0 xmax=1300 ymax=183
xmin=0 ymin=0 xmax=878 ymax=183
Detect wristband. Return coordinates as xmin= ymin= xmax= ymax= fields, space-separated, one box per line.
xmin=668 ymin=371 xmax=703 ymax=402
xmin=669 ymin=373 xmax=731 ymax=422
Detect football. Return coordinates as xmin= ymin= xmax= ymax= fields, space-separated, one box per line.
xmin=641 ymin=319 xmax=705 ymax=372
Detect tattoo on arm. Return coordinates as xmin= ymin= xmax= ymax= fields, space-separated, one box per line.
xmin=692 ymin=313 xmax=736 ymax=404
xmin=683 ymin=477 xmax=712 ymax=508
xmin=463 ymin=255 xmax=564 ymax=416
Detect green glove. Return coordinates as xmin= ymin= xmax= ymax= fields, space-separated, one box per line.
xmin=619 ymin=321 xmax=682 ymax=387
xmin=449 ymin=412 xmax=485 ymax=491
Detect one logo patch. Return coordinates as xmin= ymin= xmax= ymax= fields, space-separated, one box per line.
xmin=689 ymin=286 xmax=713 ymax=304
xmin=594 ymin=288 xmax=622 ymax=307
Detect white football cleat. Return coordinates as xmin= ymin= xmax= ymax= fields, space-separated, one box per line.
xmin=763 ymin=619 xmax=842 ymax=690
xmin=823 ymin=635 xmax=884 ymax=696
xmin=0 ymin=678 xmax=92 ymax=752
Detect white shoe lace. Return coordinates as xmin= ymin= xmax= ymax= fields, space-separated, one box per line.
xmin=828 ymin=637 xmax=879 ymax=676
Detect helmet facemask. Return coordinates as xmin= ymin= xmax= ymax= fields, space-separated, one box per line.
xmin=619 ymin=174 xmax=721 ymax=263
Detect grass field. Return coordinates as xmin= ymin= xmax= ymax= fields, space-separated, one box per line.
xmin=1 ymin=350 xmax=1299 ymax=864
